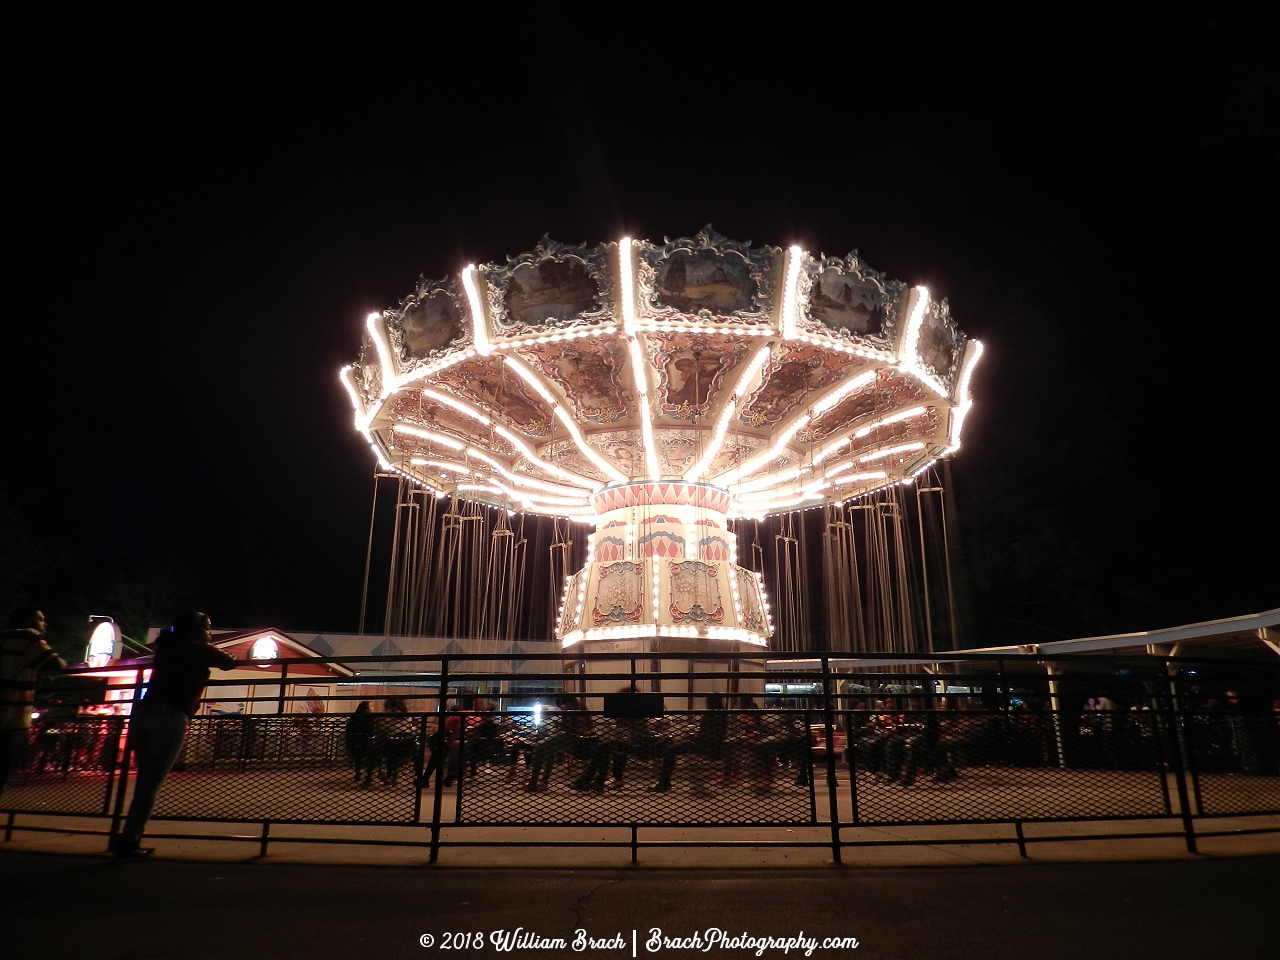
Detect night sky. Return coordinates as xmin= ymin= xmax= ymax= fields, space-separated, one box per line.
xmin=4 ymin=10 xmax=1277 ymax=657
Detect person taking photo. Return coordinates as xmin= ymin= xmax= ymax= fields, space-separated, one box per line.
xmin=113 ymin=611 xmax=235 ymax=858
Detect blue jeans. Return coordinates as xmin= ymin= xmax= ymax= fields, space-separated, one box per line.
xmin=120 ymin=701 xmax=189 ymax=845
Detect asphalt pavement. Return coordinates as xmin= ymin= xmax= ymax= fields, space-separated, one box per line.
xmin=2 ymin=849 xmax=1273 ymax=960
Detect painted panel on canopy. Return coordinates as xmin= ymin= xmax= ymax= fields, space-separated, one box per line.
xmin=590 ymin=429 xmax=645 ymax=480
xmin=658 ymin=430 xmax=701 ymax=477
xmin=800 ymin=253 xmax=905 ymax=350
xmin=707 ymin=433 xmax=767 ymax=476
xmin=799 ymin=369 xmax=929 ymax=444
xmin=433 ymin=356 xmax=556 ymax=437
xmin=915 ymin=299 xmax=964 ymax=391
xmin=354 ymin=333 xmax=383 ymax=408
xmin=390 ymin=280 xmax=468 ymax=366
xmin=484 ymin=239 xmax=614 ymax=336
xmin=646 ymin=331 xmax=750 ymax=421
xmin=738 ymin=344 xmax=871 ymax=428
xmin=540 ymin=439 xmax=609 ymax=484
xmin=514 ymin=338 xmax=630 ymax=425
xmin=637 ymin=230 xmax=778 ymax=325
xmin=653 ymin=249 xmax=756 ymax=315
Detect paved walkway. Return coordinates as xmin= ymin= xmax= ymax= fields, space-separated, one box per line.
xmin=8 ymin=850 xmax=1278 ymax=960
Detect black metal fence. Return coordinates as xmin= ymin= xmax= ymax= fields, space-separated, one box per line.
xmin=3 ymin=651 xmax=1279 ymax=862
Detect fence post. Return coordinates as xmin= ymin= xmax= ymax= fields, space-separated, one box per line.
xmin=99 ymin=715 xmax=125 ymax=816
xmin=820 ymin=654 xmax=842 ymax=864
xmin=276 ymin=663 xmax=289 ymax=715
xmin=1165 ymin=666 xmax=1198 ymax=854
xmin=454 ymin=704 xmax=468 ymax=825
xmin=631 ymin=656 xmax=640 ymax=862
xmin=847 ymin=736 xmax=861 ymax=826
xmin=429 ymin=658 xmax=450 ymax=863
xmin=412 ymin=711 xmax=429 ymax=823
xmin=1146 ymin=672 xmax=1174 ymax=816
xmin=804 ymin=708 xmax=819 ymax=819
xmin=1046 ymin=665 xmax=1067 ymax=768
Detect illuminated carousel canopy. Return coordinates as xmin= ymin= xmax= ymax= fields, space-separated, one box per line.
xmin=343 ymin=230 xmax=981 ymax=649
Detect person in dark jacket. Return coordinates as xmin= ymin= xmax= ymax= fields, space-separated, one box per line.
xmin=1 ymin=607 xmax=66 ymax=796
xmin=113 ymin=611 xmax=236 ymax=858
xmin=378 ymin=697 xmax=417 ymax=786
xmin=417 ymin=701 xmax=460 ymax=789
xmin=345 ymin=701 xmax=376 ymax=785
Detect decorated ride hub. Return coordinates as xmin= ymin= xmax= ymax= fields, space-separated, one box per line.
xmin=342 ymin=231 xmax=981 ymax=677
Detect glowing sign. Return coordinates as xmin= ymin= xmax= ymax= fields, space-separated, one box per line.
xmin=250 ymin=635 xmax=279 ymax=664
xmin=86 ymin=620 xmax=120 ymax=668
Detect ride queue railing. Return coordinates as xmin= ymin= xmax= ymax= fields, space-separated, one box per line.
xmin=3 ymin=651 xmax=1279 ymax=863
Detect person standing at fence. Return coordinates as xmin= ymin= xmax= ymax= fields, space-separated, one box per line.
xmin=113 ymin=611 xmax=236 ymax=858
xmin=378 ymin=697 xmax=417 ymax=786
xmin=1 ymin=607 xmax=66 ymax=797
xmin=345 ymin=701 xmax=377 ymax=786
xmin=418 ymin=699 xmax=460 ymax=789
xmin=464 ymin=697 xmax=503 ymax=780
